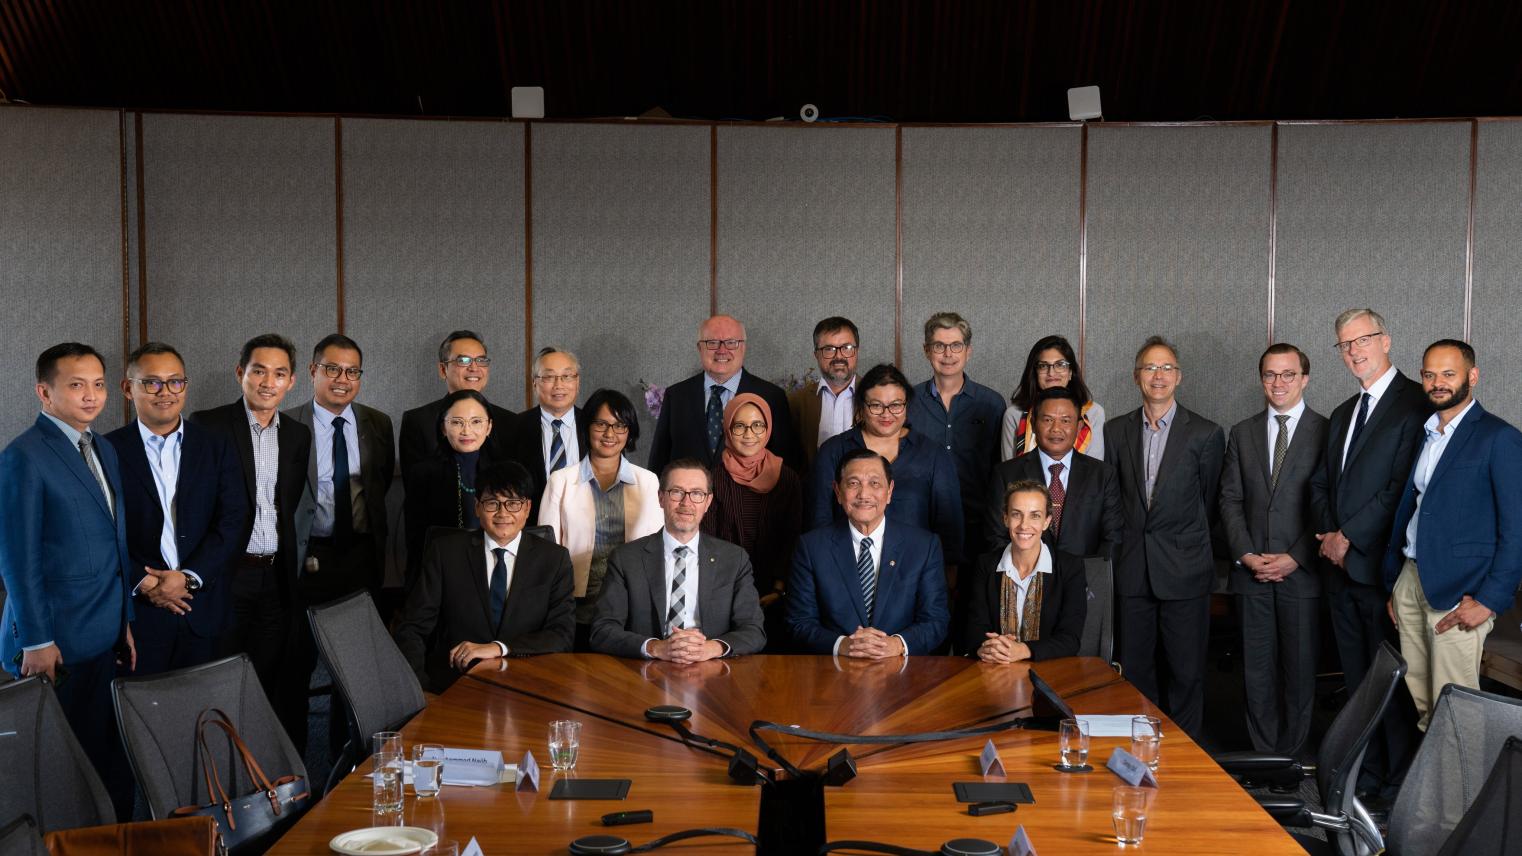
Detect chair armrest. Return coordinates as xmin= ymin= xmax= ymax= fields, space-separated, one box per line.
xmin=1256 ymin=798 xmax=1309 ymax=826
xmin=1214 ymin=751 xmax=1298 ymax=775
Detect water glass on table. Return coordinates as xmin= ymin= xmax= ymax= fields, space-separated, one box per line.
xmin=412 ymin=743 xmax=445 ymax=797
xmin=549 ymin=720 xmax=582 ymax=771
xmin=1130 ymin=716 xmax=1162 ymax=770
xmin=422 ymin=841 xmax=459 ymax=856
xmin=1112 ymin=785 xmax=1155 ymax=845
xmin=372 ymin=731 xmax=404 ymax=815
xmin=1058 ymin=718 xmax=1090 ymax=769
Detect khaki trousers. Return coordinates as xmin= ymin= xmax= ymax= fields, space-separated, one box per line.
xmin=1391 ymin=559 xmax=1495 ymax=730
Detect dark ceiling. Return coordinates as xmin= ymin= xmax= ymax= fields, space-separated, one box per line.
xmin=3 ymin=1 xmax=1521 ymax=123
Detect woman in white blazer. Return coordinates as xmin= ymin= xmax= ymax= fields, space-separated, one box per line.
xmin=537 ymin=388 xmax=663 ymax=649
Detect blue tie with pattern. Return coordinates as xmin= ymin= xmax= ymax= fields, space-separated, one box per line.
xmin=857 ymin=536 xmax=876 ymax=625
xmin=706 ymin=385 xmax=725 ymax=457
xmin=549 ymin=418 xmax=568 ymax=472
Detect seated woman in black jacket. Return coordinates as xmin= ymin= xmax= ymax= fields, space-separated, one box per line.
xmin=962 ymin=479 xmax=1087 ymax=662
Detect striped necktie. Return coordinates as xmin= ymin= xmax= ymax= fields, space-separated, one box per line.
xmin=857 ymin=536 xmax=876 ymax=625
xmin=549 ymin=418 xmax=567 ymax=472
xmin=667 ymin=545 xmax=690 ymax=633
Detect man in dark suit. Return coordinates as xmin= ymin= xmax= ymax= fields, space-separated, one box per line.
xmin=591 ymin=458 xmax=766 ymax=660
xmin=188 ymin=333 xmax=313 ymax=748
xmin=1104 ymin=336 xmax=1225 ymax=738
xmin=1309 ymin=308 xmax=1428 ymax=799
xmin=0 ymin=342 xmax=135 ymax=818
xmin=1384 ymin=340 xmax=1522 ymax=731
xmin=105 ymin=342 xmax=247 ymax=675
xmin=647 ymin=314 xmax=803 ymax=474
xmin=787 ymin=448 xmax=950 ymax=657
xmin=508 ymin=346 xmax=586 ymax=505
xmin=788 ymin=316 xmax=860 ymax=471
xmin=1219 ymin=343 xmax=1329 ymax=757
xmin=984 ymin=386 xmax=1123 ymax=558
xmin=394 ymin=461 xmax=574 ymax=691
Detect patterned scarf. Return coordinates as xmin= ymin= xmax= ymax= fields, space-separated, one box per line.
xmin=998 ymin=567 xmax=1044 ymax=642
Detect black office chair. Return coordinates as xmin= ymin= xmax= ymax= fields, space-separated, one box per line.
xmin=1433 ymin=735 xmax=1522 ymax=856
xmin=0 ymin=677 xmax=114 ymax=835
xmin=1217 ymin=641 xmax=1407 ymax=856
xmin=0 ymin=815 xmax=45 ymax=856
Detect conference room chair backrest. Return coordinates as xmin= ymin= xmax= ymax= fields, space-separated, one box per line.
xmin=1387 ymin=684 xmax=1522 ymax=855
xmin=1079 ymin=556 xmax=1114 ymax=662
xmin=112 ymin=654 xmax=308 ymax=820
xmin=523 ymin=524 xmax=555 ymax=542
xmin=307 ymin=590 xmax=426 ymax=744
xmin=0 ymin=677 xmax=114 ymax=834
xmin=0 ymin=816 xmax=45 ymax=856
xmin=1316 ymin=641 xmax=1406 ymax=846
xmin=1434 ymin=735 xmax=1522 ymax=856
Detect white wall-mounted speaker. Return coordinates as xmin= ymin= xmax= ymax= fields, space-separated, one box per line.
xmin=511 ymin=86 xmax=545 ymax=119
xmin=1067 ymin=86 xmax=1102 ymax=121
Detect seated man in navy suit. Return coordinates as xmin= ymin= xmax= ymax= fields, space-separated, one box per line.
xmin=787 ymin=448 xmax=949 ymax=657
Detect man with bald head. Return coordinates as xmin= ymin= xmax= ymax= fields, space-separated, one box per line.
xmin=647 ymin=314 xmax=803 ymax=474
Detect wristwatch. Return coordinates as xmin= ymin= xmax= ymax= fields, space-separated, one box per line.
xmin=183 ymin=573 xmax=202 ymax=592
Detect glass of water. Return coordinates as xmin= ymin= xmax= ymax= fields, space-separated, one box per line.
xmin=1112 ymin=786 xmax=1155 ymax=845
xmin=421 ymin=841 xmax=459 ymax=856
xmin=1058 ymin=718 xmax=1090 ymax=769
xmin=372 ymin=731 xmax=404 ymax=815
xmin=1130 ymin=716 xmax=1162 ymax=770
xmin=549 ymin=720 xmax=582 ymax=771
xmin=412 ymin=743 xmax=445 ymax=798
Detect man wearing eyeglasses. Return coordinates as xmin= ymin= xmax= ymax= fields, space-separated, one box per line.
xmin=508 ymin=346 xmax=586 ymax=506
xmin=1104 ymin=335 xmax=1224 ymax=738
xmin=1218 ymin=343 xmax=1328 ymax=758
xmin=590 ymin=458 xmax=766 ymax=660
xmin=1309 ymin=308 xmax=1429 ymax=802
xmin=646 ymin=314 xmax=803 ymax=475
xmin=394 ymin=461 xmax=574 ymax=692
xmin=105 ymin=342 xmax=246 ymax=676
xmin=789 ymin=316 xmax=861 ymax=469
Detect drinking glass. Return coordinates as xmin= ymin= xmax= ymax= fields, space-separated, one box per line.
xmin=1058 ymin=718 xmax=1090 ymax=769
xmin=422 ymin=841 xmax=459 ymax=856
xmin=549 ymin=720 xmax=582 ymax=771
xmin=372 ymin=731 xmax=404 ymax=814
xmin=1112 ymin=786 xmax=1155 ymax=845
xmin=412 ymin=743 xmax=445 ymax=797
xmin=1130 ymin=716 xmax=1162 ymax=770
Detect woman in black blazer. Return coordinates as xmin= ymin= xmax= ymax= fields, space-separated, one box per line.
xmin=962 ymin=479 xmax=1087 ymax=662
xmin=404 ymin=390 xmax=511 ymax=585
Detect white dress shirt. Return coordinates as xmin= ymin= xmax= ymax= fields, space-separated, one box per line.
xmin=484 ymin=530 xmax=523 ymax=656
xmin=132 ymin=419 xmax=203 ymax=594
xmin=995 ymin=542 xmax=1054 ymax=628
xmin=312 ymin=403 xmax=362 ymax=537
xmin=539 ymin=407 xmax=581 ymax=477
xmin=1036 ymin=448 xmax=1074 ymax=493
xmin=1341 ymin=364 xmax=1398 ymax=470
xmin=1402 ymin=399 xmax=1477 ymax=559
xmin=817 ymin=377 xmax=857 ymax=448
xmin=833 ymin=517 xmax=908 ymax=657
xmin=1266 ymin=398 xmax=1307 ymax=454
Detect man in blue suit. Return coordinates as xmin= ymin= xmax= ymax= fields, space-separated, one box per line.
xmin=787 ymin=448 xmax=949 ymax=656
xmin=1384 ymin=339 xmax=1522 ymax=730
xmin=0 ymin=342 xmax=136 ymax=818
xmin=106 ymin=342 xmax=248 ymax=675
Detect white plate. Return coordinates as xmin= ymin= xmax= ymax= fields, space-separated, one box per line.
xmin=329 ymin=826 xmax=440 ymax=855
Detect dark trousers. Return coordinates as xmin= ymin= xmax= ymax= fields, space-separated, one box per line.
xmin=57 ymin=647 xmax=134 ymax=821
xmin=132 ymin=615 xmax=216 ymax=676
xmin=1239 ymin=588 xmax=1319 ymax=757
xmin=1119 ymin=593 xmax=1210 ymax=738
xmin=294 ymin=535 xmax=380 ymax=763
xmin=217 ymin=554 xmax=303 ymax=748
xmin=1329 ymin=576 xmax=1417 ymax=795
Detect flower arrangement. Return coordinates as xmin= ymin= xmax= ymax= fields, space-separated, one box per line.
xmin=773 ymin=367 xmax=819 ymax=395
xmin=639 ymin=379 xmax=666 ymax=420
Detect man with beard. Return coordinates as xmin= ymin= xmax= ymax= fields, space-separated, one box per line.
xmin=1383 ymin=339 xmax=1522 ymax=730
xmin=790 ymin=316 xmax=860 ymax=470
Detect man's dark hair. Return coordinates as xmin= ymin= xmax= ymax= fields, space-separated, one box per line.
xmin=579 ymin=388 xmax=642 ymax=454
xmin=1031 ymin=385 xmax=1084 ymax=418
xmin=36 ymin=342 xmax=104 ymax=384
xmin=437 ymin=389 xmax=494 ymax=444
xmin=312 ymin=333 xmax=363 ymax=365
xmin=812 ymin=316 xmax=860 ymax=348
xmin=834 ymin=447 xmax=893 ymax=484
xmin=474 ymin=460 xmax=534 ymax=501
xmin=1258 ymin=342 xmax=1309 ymax=376
xmin=660 ymin=457 xmax=713 ymax=492
xmin=238 ymin=334 xmax=297 ymax=372
xmin=126 ymin=341 xmax=185 ymax=374
xmin=1010 ymin=335 xmax=1092 ymax=412
xmin=1424 ymin=338 xmax=1476 ymax=368
xmin=437 ymin=330 xmax=487 ymax=364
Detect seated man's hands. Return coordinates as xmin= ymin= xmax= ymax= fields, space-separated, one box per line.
xmin=649 ymin=627 xmax=724 ymax=664
xmin=839 ymin=626 xmax=906 ymax=659
xmin=449 ymin=641 xmax=503 ymax=672
xmin=976 ymin=632 xmax=1032 ymax=664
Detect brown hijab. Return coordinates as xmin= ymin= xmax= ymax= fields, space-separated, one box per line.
xmin=721 ymin=392 xmax=784 ymax=494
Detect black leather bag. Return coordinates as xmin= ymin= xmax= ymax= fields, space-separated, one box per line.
xmin=170 ymin=708 xmax=311 ymax=852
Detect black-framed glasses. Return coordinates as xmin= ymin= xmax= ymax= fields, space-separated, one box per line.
xmin=863 ymin=400 xmax=907 ymax=416
xmin=729 ymin=420 xmax=767 ymax=437
xmin=662 ymin=487 xmax=711 ymax=503
xmin=1334 ymin=333 xmax=1384 ymax=354
xmin=1261 ymin=370 xmax=1302 ymax=384
xmin=589 ymin=419 xmax=630 ymax=434
xmin=442 ymin=355 xmax=491 ymax=368
xmin=129 ymin=377 xmax=188 ymax=394
xmin=478 ymin=498 xmax=528 ymax=514
xmin=698 ymin=338 xmax=745 ymax=351
xmin=1035 ymin=360 xmax=1073 ymax=374
xmin=315 ymin=363 xmax=363 ymax=380
xmin=814 ymin=344 xmax=859 ymax=357
xmin=444 ymin=417 xmax=489 ymax=430
xmin=927 ymin=341 xmax=967 ymax=355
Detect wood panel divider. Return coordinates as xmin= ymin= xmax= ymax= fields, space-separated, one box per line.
xmin=334 ymin=117 xmax=346 ymax=333
xmin=523 ymin=122 xmax=535 ymax=409
xmin=134 ymin=111 xmax=147 ymax=346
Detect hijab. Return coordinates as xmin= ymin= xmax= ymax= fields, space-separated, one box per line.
xmin=720 ymin=392 xmax=784 ymax=494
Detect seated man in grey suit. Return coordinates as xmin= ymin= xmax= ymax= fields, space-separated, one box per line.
xmin=590 ymin=458 xmax=766 ymax=661
xmin=394 ymin=461 xmax=575 ymax=692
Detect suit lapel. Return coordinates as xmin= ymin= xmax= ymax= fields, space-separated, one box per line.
xmin=468 ymin=531 xmax=493 ymax=630
xmin=696 ymin=539 xmax=723 ymax=631
xmin=835 ymin=522 xmax=871 ymax=627
xmin=229 ymin=403 xmax=258 ymax=508
xmin=1426 ymin=403 xmax=1480 ymax=490
xmin=1144 ymin=407 xmax=1189 ymax=512
xmin=116 ymin=428 xmax=157 ymax=512
xmin=644 ymin=535 xmax=668 ymax=631
xmin=1249 ymin=410 xmax=1273 ymax=494
xmin=38 ymin=418 xmax=115 ymax=518
xmin=1344 ymin=374 xmax=1408 ymax=470
xmin=874 ymin=525 xmax=904 ymax=625
xmin=1123 ymin=411 xmax=1147 ymax=507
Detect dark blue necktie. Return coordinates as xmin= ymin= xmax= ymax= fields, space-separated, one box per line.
xmin=857 ymin=537 xmax=876 ymax=625
xmin=332 ymin=416 xmax=353 ymax=544
xmin=490 ymin=547 xmax=508 ymax=628
xmin=1344 ymin=392 xmax=1371 ymax=469
xmin=549 ymin=418 xmax=568 ymax=472
xmin=706 ymin=385 xmax=725 ymax=457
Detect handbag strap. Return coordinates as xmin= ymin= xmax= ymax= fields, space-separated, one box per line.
xmin=197 ymin=709 xmax=286 ymax=816
xmin=192 ymin=709 xmax=234 ymax=816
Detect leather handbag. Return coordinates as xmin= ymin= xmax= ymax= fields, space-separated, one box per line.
xmin=169 ymin=709 xmax=311 ymax=852
xmin=43 ymin=816 xmax=222 ymax=856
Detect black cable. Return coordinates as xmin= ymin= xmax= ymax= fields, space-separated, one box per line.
xmin=747 ymin=713 xmax=1033 ymax=777
xmin=629 ymin=827 xmax=758 ymax=851
xmin=662 ymin=720 xmax=774 ymax=784
xmin=816 ymin=842 xmax=937 ymax=856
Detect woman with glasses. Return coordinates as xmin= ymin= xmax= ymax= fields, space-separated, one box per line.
xmin=807 ymin=363 xmax=964 ymax=566
xmin=405 ymin=389 xmax=512 ymax=586
xmin=537 ymin=388 xmax=662 ymax=650
xmin=1001 ymin=335 xmax=1106 ymax=461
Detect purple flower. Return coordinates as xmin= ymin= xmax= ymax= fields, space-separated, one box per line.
xmin=639 ymin=380 xmax=666 ymax=421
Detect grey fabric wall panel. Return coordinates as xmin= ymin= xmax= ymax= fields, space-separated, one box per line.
xmin=901 ymin=126 xmax=1080 ymax=400
xmin=141 ymin=114 xmax=337 ymax=409
xmin=343 ymin=119 xmax=526 ymax=429
xmin=1472 ymin=121 xmax=1522 ymax=426
xmin=716 ymin=127 xmax=896 ymax=386
xmin=1086 ymin=125 xmax=1272 ymax=431
xmin=532 ymin=123 xmax=710 ymax=453
xmin=1275 ymin=123 xmax=1470 ymax=416
xmin=0 ymin=107 xmax=124 ymax=440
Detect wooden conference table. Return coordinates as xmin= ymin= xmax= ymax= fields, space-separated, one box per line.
xmin=270 ymin=654 xmax=1304 ymax=854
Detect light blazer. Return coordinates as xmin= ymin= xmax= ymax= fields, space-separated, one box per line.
xmin=647 ymin=369 xmax=804 ymax=474
xmin=786 ymin=519 xmax=949 ymax=655
xmin=589 ymin=531 xmax=767 ymax=658
xmin=1103 ymin=404 xmax=1226 ymax=601
xmin=983 ymin=450 xmax=1123 ymax=558
xmin=788 ymin=380 xmax=824 ymax=469
xmin=960 ymin=546 xmax=1088 ymax=661
xmin=392 ymin=528 xmax=575 ymax=691
xmin=0 ymin=415 xmax=133 ymax=671
xmin=1219 ymin=406 xmax=1329 ymax=597
xmin=1380 ymin=401 xmax=1522 ymax=614
xmin=284 ymin=399 xmax=395 ymax=558
xmin=104 ymin=420 xmax=249 ymax=637
xmin=536 ymin=460 xmax=664 ymax=597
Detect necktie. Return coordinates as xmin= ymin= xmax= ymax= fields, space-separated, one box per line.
xmin=332 ymin=416 xmax=353 ymax=544
xmin=1271 ymin=414 xmax=1291 ymax=490
xmin=667 ymin=545 xmax=690 ymax=633
xmin=1047 ymin=462 xmax=1066 ymax=535
xmin=77 ymin=432 xmax=114 ymax=517
xmin=489 ymin=547 xmax=508 ymax=628
xmin=549 ymin=418 xmax=567 ymax=472
xmin=706 ymin=385 xmax=725 ymax=457
xmin=857 ymin=536 xmax=876 ymax=625
xmin=1344 ymin=393 xmax=1371 ymax=468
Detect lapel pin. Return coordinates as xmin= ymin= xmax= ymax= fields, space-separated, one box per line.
xmin=889 ymin=560 xmax=896 ymax=567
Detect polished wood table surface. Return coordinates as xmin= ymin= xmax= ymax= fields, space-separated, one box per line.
xmin=271 ymin=654 xmax=1304 ymax=854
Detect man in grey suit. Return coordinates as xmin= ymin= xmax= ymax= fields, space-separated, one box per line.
xmin=1105 ymin=336 xmax=1225 ymax=738
xmin=591 ymin=458 xmax=766 ymax=660
xmin=1219 ymin=343 xmax=1328 ymax=757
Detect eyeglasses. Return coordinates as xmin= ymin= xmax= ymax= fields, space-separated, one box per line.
xmin=1261 ymin=370 xmax=1302 ymax=384
xmin=444 ymin=417 xmax=488 ymax=430
xmin=1036 ymin=360 xmax=1073 ymax=374
xmin=589 ymin=419 xmax=630 ymax=434
xmin=662 ymin=488 xmax=711 ymax=503
xmin=863 ymin=400 xmax=907 ymax=416
xmin=443 ymin=355 xmax=491 ymax=368
xmin=699 ymin=338 xmax=745 ymax=351
xmin=1135 ymin=363 xmax=1180 ymax=374
xmin=316 ymin=363 xmax=363 ymax=380
xmin=130 ymin=377 xmax=188 ymax=394
xmin=1334 ymin=333 xmax=1384 ymax=353
xmin=815 ymin=344 xmax=859 ymax=357
xmin=729 ymin=420 xmax=768 ymax=437
xmin=478 ymin=498 xmax=528 ymax=514
xmin=535 ymin=373 xmax=579 ymax=386
xmin=927 ymin=341 xmax=967 ymax=355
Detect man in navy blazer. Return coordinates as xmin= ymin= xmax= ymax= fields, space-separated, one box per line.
xmin=787 ymin=448 xmax=949 ymax=656
xmin=106 ymin=342 xmax=248 ymax=675
xmin=0 ymin=342 xmax=135 ymax=818
xmin=1383 ymin=340 xmax=1522 ymax=730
